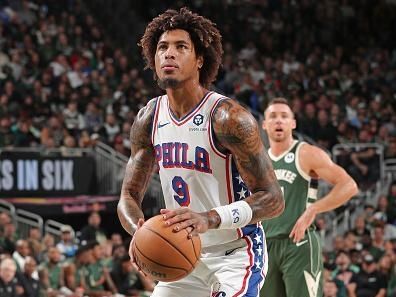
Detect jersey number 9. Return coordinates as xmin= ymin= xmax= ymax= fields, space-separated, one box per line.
xmin=172 ymin=176 xmax=191 ymax=207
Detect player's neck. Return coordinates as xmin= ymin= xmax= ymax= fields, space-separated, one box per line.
xmin=167 ymin=83 xmax=207 ymax=120
xmin=270 ymin=137 xmax=295 ymax=156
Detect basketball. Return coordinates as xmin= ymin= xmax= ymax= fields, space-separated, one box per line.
xmin=131 ymin=214 xmax=201 ymax=282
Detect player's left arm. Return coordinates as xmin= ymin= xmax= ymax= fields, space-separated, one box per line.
xmin=162 ymin=99 xmax=284 ymax=236
xmin=289 ymin=144 xmax=359 ymax=242
xmin=212 ymin=99 xmax=284 ymax=223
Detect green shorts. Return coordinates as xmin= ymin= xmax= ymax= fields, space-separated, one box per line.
xmin=260 ymin=231 xmax=323 ymax=297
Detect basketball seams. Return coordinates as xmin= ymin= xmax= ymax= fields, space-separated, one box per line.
xmin=190 ymin=234 xmax=201 ymax=264
xmin=133 ymin=240 xmax=188 ymax=282
xmin=143 ymin=225 xmax=198 ymax=267
xmin=133 ymin=240 xmax=189 ymax=273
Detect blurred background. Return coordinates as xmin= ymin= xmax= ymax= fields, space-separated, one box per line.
xmin=0 ymin=0 xmax=395 ymax=296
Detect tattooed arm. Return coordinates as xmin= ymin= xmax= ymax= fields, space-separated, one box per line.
xmin=212 ymin=99 xmax=284 ymax=224
xmin=117 ymin=99 xmax=157 ymax=235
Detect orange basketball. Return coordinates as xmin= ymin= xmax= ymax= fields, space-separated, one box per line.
xmin=131 ymin=214 xmax=201 ymax=282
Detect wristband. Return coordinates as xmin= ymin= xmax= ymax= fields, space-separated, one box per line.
xmin=213 ymin=200 xmax=253 ymax=229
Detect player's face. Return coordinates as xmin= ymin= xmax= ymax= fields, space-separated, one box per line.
xmin=263 ymin=103 xmax=296 ymax=142
xmin=155 ymin=29 xmax=203 ymax=89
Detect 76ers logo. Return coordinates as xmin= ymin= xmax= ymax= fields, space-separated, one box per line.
xmin=212 ymin=282 xmax=226 ymax=296
xmin=193 ymin=114 xmax=204 ymax=126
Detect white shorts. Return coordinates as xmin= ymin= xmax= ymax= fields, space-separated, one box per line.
xmin=151 ymin=227 xmax=268 ymax=297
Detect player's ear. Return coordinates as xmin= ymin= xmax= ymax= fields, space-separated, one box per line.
xmin=262 ymin=119 xmax=267 ymax=130
xmin=291 ymin=119 xmax=296 ymax=129
xmin=197 ymin=56 xmax=203 ymax=69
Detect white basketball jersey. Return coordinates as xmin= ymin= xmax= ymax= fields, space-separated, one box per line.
xmin=151 ymin=91 xmax=261 ymax=248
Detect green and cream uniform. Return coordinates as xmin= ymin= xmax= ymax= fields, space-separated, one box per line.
xmin=261 ymin=141 xmax=323 ymax=297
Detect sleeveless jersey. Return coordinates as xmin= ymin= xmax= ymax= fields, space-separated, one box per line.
xmin=261 ymin=140 xmax=318 ymax=239
xmin=151 ymin=91 xmax=261 ymax=248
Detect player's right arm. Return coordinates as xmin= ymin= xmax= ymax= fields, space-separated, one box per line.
xmin=289 ymin=143 xmax=359 ymax=242
xmin=117 ymin=99 xmax=157 ymax=235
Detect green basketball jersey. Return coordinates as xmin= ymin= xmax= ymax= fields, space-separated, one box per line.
xmin=262 ymin=140 xmax=318 ymax=239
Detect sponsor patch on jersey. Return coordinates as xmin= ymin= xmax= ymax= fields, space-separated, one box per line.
xmin=193 ymin=114 xmax=204 ymax=126
xmin=285 ymin=152 xmax=295 ymax=163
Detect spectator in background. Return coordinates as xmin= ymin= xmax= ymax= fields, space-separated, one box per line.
xmin=84 ymin=102 xmax=103 ymax=133
xmin=60 ymin=135 xmax=83 ymax=157
xmin=113 ymin=134 xmax=127 ymax=156
xmin=11 ymin=120 xmax=40 ymax=147
xmin=56 ymin=225 xmax=77 ymax=259
xmin=13 ymin=240 xmax=30 ymax=273
xmin=347 ymin=253 xmax=387 ymax=297
xmin=349 ymin=132 xmax=380 ymax=190
xmin=0 ymin=221 xmax=18 ymax=255
xmin=0 ymin=212 xmax=12 ymax=238
xmin=0 ymin=212 xmax=12 ymax=226
xmin=324 ymin=266 xmax=348 ymax=297
xmin=26 ymin=228 xmax=44 ymax=265
xmin=378 ymin=254 xmax=394 ymax=281
xmin=78 ymin=130 xmax=95 ymax=148
xmin=373 ymin=195 xmax=396 ymax=240
xmin=323 ymin=279 xmax=340 ymax=297
xmin=63 ymin=240 xmax=93 ymax=292
xmin=370 ymin=223 xmax=386 ymax=261
xmin=85 ymin=241 xmax=117 ymax=296
xmin=109 ymin=244 xmax=127 ymax=273
xmin=315 ymin=109 xmax=338 ymax=150
xmin=99 ymin=113 xmax=120 ymax=143
xmin=79 ymin=212 xmax=107 ymax=244
xmin=344 ymin=231 xmax=359 ymax=252
xmin=63 ymin=101 xmax=85 ymax=136
xmin=336 ymin=120 xmax=356 ymax=144
xmin=17 ymin=257 xmax=40 ymax=297
xmin=0 ymin=257 xmax=24 ymax=297
xmin=387 ymin=181 xmax=396 ymax=225
xmin=332 ymin=250 xmax=359 ymax=287
xmin=298 ymin=102 xmax=318 ymax=139
xmin=385 ymin=132 xmax=396 ymax=159
xmin=40 ymin=116 xmax=69 ymax=148
xmin=37 ymin=234 xmax=55 ymax=264
xmin=39 ymin=247 xmax=63 ymax=291
xmin=351 ymin=215 xmax=371 ymax=242
xmin=109 ymin=234 xmax=122 ymax=248
xmin=111 ymin=255 xmax=154 ymax=296
xmin=326 ymin=235 xmax=346 ymax=263
xmin=37 ymin=266 xmax=56 ymax=297
xmin=0 ymin=116 xmax=15 ymax=148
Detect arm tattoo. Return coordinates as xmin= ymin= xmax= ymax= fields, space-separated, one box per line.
xmin=212 ymin=99 xmax=284 ymax=221
xmin=118 ymin=99 xmax=157 ymax=234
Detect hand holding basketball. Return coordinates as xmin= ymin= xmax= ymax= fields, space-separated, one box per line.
xmin=161 ymin=207 xmax=215 ymax=237
xmin=129 ymin=218 xmax=146 ymax=274
xmin=131 ymin=214 xmax=201 ymax=282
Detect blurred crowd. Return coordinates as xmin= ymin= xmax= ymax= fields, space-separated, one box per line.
xmin=0 ymin=0 xmax=396 ymax=296
xmin=313 ymin=180 xmax=396 ymax=297
xmin=0 ymin=211 xmax=154 ymax=297
xmin=0 ymin=0 xmax=152 ymax=157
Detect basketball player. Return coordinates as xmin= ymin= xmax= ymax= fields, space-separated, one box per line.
xmin=117 ymin=8 xmax=284 ymax=297
xmin=260 ymin=98 xmax=358 ymax=297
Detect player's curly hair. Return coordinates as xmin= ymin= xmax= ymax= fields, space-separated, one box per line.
xmin=140 ymin=7 xmax=223 ymax=88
